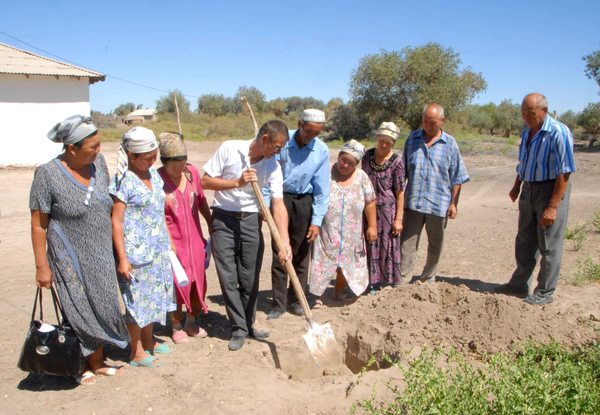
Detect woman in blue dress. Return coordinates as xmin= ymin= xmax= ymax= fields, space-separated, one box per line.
xmin=109 ymin=127 xmax=176 ymax=368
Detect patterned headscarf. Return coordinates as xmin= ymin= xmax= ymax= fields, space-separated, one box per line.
xmin=116 ymin=127 xmax=158 ymax=182
xmin=340 ymin=139 xmax=365 ymax=161
xmin=158 ymin=132 xmax=187 ymax=158
xmin=47 ymin=115 xmax=97 ymax=145
xmin=376 ymin=121 xmax=400 ymax=142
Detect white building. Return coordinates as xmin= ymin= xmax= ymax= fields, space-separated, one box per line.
xmin=0 ymin=42 xmax=105 ymax=166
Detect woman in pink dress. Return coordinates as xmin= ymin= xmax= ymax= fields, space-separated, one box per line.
xmin=157 ymin=133 xmax=212 ymax=344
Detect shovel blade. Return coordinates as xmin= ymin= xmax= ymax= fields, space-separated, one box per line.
xmin=302 ymin=321 xmax=342 ymax=368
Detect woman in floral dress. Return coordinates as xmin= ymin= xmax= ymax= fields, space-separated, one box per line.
xmin=309 ymin=140 xmax=377 ymax=304
xmin=110 ymin=127 xmax=176 ymax=368
xmin=157 ymin=132 xmax=212 ymax=345
xmin=362 ymin=122 xmax=405 ymax=292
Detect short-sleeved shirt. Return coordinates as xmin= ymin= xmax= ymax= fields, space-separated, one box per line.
xmin=108 ymin=168 xmax=171 ymax=265
xmin=516 ymin=115 xmax=576 ymax=182
xmin=203 ymin=139 xmax=283 ymax=212
xmin=403 ymin=129 xmax=469 ymax=218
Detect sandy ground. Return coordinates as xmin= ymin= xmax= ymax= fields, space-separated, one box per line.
xmin=1 ymin=141 xmax=599 ymax=415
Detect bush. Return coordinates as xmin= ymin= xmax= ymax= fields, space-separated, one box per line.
xmin=571 ymin=258 xmax=600 ymax=286
xmin=327 ymin=103 xmax=373 ymax=142
xmin=565 ymin=224 xmax=586 ymax=251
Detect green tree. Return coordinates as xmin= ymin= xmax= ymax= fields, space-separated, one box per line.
xmin=583 ymin=46 xmax=600 ymax=92
xmin=197 ymin=93 xmax=226 ymax=116
xmin=495 ymin=99 xmax=522 ymax=137
xmin=328 ymin=103 xmax=373 ymax=141
xmin=114 ymin=102 xmax=136 ymax=116
xmin=350 ymin=44 xmax=487 ymax=131
xmin=467 ymin=105 xmax=493 ymax=134
xmin=282 ymin=96 xmax=303 ymax=113
xmin=327 ymin=97 xmax=344 ymax=110
xmin=234 ymin=86 xmax=269 ymax=113
xmin=578 ymin=102 xmax=600 ymax=147
xmin=269 ymin=99 xmax=287 ymax=117
xmin=558 ymin=110 xmax=580 ymax=132
xmin=156 ymin=89 xmax=191 ymax=115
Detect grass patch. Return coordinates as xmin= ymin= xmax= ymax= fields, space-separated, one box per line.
xmin=354 ymin=341 xmax=600 ymax=415
xmin=570 ymin=258 xmax=600 ymax=286
xmin=565 ymin=224 xmax=586 ymax=251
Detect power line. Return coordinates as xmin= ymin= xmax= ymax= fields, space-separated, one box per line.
xmin=0 ymin=30 xmax=202 ymax=99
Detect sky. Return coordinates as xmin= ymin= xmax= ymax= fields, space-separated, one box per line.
xmin=1 ymin=0 xmax=599 ymax=115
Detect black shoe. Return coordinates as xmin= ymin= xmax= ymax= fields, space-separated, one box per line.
xmin=266 ymin=309 xmax=285 ymax=320
xmin=288 ymin=303 xmax=304 ymax=316
xmin=495 ymin=283 xmax=528 ymax=298
xmin=524 ymin=294 xmax=553 ymax=305
xmin=249 ymin=328 xmax=270 ymax=339
xmin=228 ymin=336 xmax=245 ymax=351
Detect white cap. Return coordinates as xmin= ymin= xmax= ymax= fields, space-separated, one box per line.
xmin=300 ymin=109 xmax=326 ymax=123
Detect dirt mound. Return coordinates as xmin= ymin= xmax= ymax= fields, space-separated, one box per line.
xmin=271 ymin=282 xmax=597 ymax=379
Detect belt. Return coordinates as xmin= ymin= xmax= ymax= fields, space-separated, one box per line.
xmin=212 ymin=207 xmax=257 ymax=219
xmin=283 ymin=192 xmax=313 ymax=199
xmin=523 ymin=179 xmax=555 ymax=186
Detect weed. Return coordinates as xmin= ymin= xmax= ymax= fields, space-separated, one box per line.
xmin=356 ymin=341 xmax=600 ymax=414
xmin=592 ymin=211 xmax=600 ymax=232
xmin=570 ymin=258 xmax=600 ymax=286
xmin=564 ymin=224 xmax=586 ymax=251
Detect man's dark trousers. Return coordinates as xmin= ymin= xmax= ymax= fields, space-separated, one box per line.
xmin=271 ymin=193 xmax=313 ymax=312
xmin=212 ymin=209 xmax=264 ymax=337
xmin=508 ymin=180 xmax=571 ymax=299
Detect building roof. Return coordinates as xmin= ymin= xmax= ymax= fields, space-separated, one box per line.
xmin=0 ymin=42 xmax=105 ymax=84
xmin=127 ymin=109 xmax=157 ymax=117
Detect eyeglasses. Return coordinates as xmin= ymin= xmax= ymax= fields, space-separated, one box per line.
xmin=270 ymin=141 xmax=284 ymax=154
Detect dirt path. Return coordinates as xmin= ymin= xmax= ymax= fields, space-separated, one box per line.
xmin=1 ymin=142 xmax=599 ymax=414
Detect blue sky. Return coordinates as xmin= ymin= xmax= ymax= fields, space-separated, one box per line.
xmin=2 ymin=0 xmax=599 ymax=115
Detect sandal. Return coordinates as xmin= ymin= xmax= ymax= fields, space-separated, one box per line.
xmin=147 ymin=343 xmax=176 ymax=354
xmin=172 ymin=330 xmax=190 ymax=344
xmin=313 ymin=299 xmax=323 ymax=309
xmin=74 ymin=370 xmax=96 ymax=386
xmin=93 ymin=366 xmax=125 ymax=376
xmin=184 ymin=323 xmax=208 ymax=338
xmin=130 ymin=355 xmax=164 ymax=368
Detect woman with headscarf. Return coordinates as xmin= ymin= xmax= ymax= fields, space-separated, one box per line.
xmin=157 ymin=132 xmax=212 ymax=345
xmin=309 ymin=140 xmax=377 ymax=305
xmin=362 ymin=122 xmax=405 ymax=292
xmin=109 ymin=127 xmax=176 ymax=368
xmin=30 ymin=115 xmax=130 ymax=385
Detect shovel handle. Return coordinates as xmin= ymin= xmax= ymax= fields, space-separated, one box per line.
xmin=250 ymin=182 xmax=315 ymax=324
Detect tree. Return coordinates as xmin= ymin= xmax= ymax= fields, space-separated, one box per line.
xmin=350 ymin=44 xmax=487 ymax=131
xmin=114 ymin=102 xmax=136 ymax=116
xmin=495 ymin=99 xmax=522 ymax=137
xmin=583 ymin=47 xmax=600 ymax=92
xmin=269 ymin=99 xmax=287 ymax=117
xmin=578 ymin=102 xmax=600 ymax=147
xmin=328 ymin=103 xmax=373 ymax=141
xmin=558 ymin=110 xmax=580 ymax=132
xmin=327 ymin=97 xmax=344 ymax=110
xmin=234 ymin=86 xmax=269 ymax=113
xmin=197 ymin=93 xmax=226 ymax=116
xmin=467 ymin=106 xmax=493 ymax=134
xmin=156 ymin=89 xmax=191 ymax=115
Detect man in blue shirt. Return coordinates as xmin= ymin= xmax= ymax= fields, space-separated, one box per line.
xmin=266 ymin=109 xmax=330 ymax=319
xmin=496 ymin=93 xmax=576 ymax=305
xmin=401 ymin=103 xmax=470 ymax=283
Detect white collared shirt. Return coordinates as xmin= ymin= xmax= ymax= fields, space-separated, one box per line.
xmin=203 ymin=139 xmax=283 ymax=212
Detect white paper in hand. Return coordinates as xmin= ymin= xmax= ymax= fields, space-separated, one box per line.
xmin=169 ymin=250 xmax=189 ymax=287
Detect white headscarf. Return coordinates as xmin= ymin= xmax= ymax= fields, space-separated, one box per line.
xmin=340 ymin=139 xmax=365 ymax=161
xmin=116 ymin=127 xmax=158 ymax=182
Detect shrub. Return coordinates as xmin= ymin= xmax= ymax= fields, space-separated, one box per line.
xmin=565 ymin=224 xmax=586 ymax=251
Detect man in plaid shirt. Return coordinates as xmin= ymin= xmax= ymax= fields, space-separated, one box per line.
xmin=401 ymin=103 xmax=470 ymax=283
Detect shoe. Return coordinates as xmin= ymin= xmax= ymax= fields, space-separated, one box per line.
xmin=266 ymin=309 xmax=285 ymax=320
xmin=495 ymin=283 xmax=528 ymax=298
xmin=130 ymin=355 xmax=164 ymax=368
xmin=228 ymin=336 xmax=246 ymax=351
xmin=249 ymin=328 xmax=270 ymax=339
xmin=524 ymin=294 xmax=553 ymax=305
xmin=288 ymin=303 xmax=304 ymax=316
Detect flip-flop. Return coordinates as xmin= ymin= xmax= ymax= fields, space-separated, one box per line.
xmin=74 ymin=370 xmax=96 ymax=385
xmin=147 ymin=343 xmax=176 ymax=354
xmin=184 ymin=323 xmax=208 ymax=338
xmin=130 ymin=355 xmax=164 ymax=368
xmin=94 ymin=366 xmax=125 ymax=376
xmin=313 ymin=299 xmax=323 ymax=309
xmin=172 ymin=330 xmax=190 ymax=344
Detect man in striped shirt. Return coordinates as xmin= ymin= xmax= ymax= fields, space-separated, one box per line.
xmin=496 ymin=93 xmax=576 ymax=305
xmin=401 ymin=103 xmax=470 ymax=284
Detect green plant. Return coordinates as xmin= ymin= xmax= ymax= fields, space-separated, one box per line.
xmin=571 ymin=258 xmax=600 ymax=286
xmin=564 ymin=224 xmax=586 ymax=251
xmin=356 ymin=342 xmax=600 ymax=415
xmin=592 ymin=211 xmax=600 ymax=232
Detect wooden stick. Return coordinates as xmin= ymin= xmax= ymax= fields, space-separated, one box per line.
xmin=174 ymin=92 xmax=182 ymax=134
xmin=241 ymin=96 xmax=259 ymax=136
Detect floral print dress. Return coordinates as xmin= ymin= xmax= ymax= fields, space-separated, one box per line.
xmin=309 ymin=166 xmax=376 ymax=296
xmin=109 ymin=168 xmax=176 ymax=327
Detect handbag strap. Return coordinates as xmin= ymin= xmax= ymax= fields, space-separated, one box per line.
xmin=30 ymin=288 xmax=44 ymax=322
xmin=30 ymin=286 xmax=67 ymax=331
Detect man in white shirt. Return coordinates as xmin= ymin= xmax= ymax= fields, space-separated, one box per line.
xmin=202 ymin=120 xmax=292 ymax=351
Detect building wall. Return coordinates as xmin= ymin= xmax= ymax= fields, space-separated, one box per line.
xmin=0 ymin=74 xmax=92 ymax=166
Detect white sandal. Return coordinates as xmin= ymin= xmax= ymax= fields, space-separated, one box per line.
xmin=74 ymin=371 xmax=96 ymax=385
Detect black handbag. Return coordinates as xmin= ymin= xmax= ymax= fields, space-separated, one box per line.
xmin=17 ymin=287 xmax=86 ymax=376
